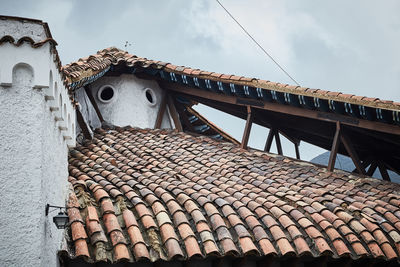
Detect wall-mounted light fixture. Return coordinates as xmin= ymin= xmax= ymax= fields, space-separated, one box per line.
xmin=45 ymin=204 xmax=69 ymax=229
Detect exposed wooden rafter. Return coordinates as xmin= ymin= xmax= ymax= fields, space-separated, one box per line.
xmin=174 ymin=101 xmax=195 ymax=132
xmin=76 ymin=109 xmax=91 ymax=140
xmin=263 ymin=128 xmax=284 ymax=156
xmin=240 ymin=106 xmax=253 ymax=149
xmin=167 ymin=95 xmax=183 ymax=132
xmin=328 ymin=122 xmax=341 ymax=172
xmin=156 ymin=81 xmax=399 ymax=178
xmin=382 ymin=161 xmax=400 ymax=176
xmin=275 ymin=130 xmax=283 ymax=155
xmin=340 ymin=132 xmax=366 ymax=175
xmin=84 ymin=86 xmax=104 ymax=123
xmin=366 ymin=162 xmax=378 ymax=176
xmin=154 ymin=92 xmax=167 ymax=129
xmin=294 ymin=143 xmax=301 ymax=160
xmin=378 ymin=161 xmax=391 ymax=181
xmin=159 ymin=81 xmax=400 ymax=136
xmin=328 ymin=122 xmax=368 ymax=176
xmin=264 ymin=128 xmax=275 ymax=152
xmin=352 ymin=157 xmax=373 ymax=173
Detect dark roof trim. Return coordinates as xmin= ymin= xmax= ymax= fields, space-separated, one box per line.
xmin=63 ymin=47 xmax=400 ymax=112
xmin=62 ymin=48 xmax=400 ymax=128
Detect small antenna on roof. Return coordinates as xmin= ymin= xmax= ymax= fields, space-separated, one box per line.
xmin=124 ymin=41 xmax=132 ymax=51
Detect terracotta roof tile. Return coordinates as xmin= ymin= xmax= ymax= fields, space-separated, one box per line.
xmin=62 ymin=127 xmax=400 ymax=264
xmin=293 ymin=237 xmax=312 ymax=256
xmin=63 ymin=47 xmax=400 ymax=111
xmin=74 ymin=239 xmax=90 ymax=258
xmin=184 ymin=236 xmax=202 ymax=258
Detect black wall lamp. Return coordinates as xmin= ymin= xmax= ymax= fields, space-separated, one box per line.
xmin=45 ymin=204 xmax=69 ymax=229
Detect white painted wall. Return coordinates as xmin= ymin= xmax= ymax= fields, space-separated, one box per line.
xmin=0 ymin=18 xmax=47 ymax=42
xmin=78 ymin=74 xmax=172 ymax=130
xmin=0 ymin=19 xmax=75 ymax=267
xmin=0 ymin=19 xmax=171 ymax=267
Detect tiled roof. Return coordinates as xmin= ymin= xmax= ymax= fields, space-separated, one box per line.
xmin=62 ymin=47 xmax=400 ymax=112
xmin=185 ymin=105 xmax=240 ymax=145
xmin=0 ymin=35 xmax=58 ymax=48
xmin=62 ymin=127 xmax=400 ymax=265
xmin=173 ymin=98 xmax=240 ymax=144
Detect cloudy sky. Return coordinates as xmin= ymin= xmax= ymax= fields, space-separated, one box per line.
xmin=2 ymin=0 xmax=400 ymax=160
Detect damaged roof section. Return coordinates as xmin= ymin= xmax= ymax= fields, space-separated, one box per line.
xmin=61 ymin=127 xmax=400 ymax=266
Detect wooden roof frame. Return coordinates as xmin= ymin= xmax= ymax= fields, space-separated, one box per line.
xmin=62 ymin=48 xmax=400 ymax=179
xmin=156 ymin=80 xmax=400 ymax=179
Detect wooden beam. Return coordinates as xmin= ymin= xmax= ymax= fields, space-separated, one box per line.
xmin=277 ymin=129 xmax=300 ymax=159
xmin=76 ymin=109 xmax=91 ymax=140
xmin=366 ymin=161 xmax=378 ymax=176
xmin=175 ymin=103 xmax=195 ymax=132
xmin=340 ymin=132 xmax=366 ymax=175
xmin=274 ymin=130 xmax=283 ymax=155
xmin=185 ymin=95 xmax=378 ymax=161
xmin=154 ymin=92 xmax=167 ymax=129
xmin=160 ymin=81 xmax=400 ymax=136
xmin=361 ymin=157 xmax=373 ymax=169
xmin=84 ymin=86 xmax=104 ymax=123
xmin=167 ymin=95 xmax=183 ymax=132
xmin=241 ymin=106 xmax=253 ymax=149
xmin=378 ymin=161 xmax=391 ymax=181
xmin=264 ymin=128 xmax=275 ymax=152
xmin=193 ymin=95 xmax=336 ymax=143
xmin=176 ymin=91 xmax=393 ymax=162
xmin=281 ymin=133 xmax=300 ymax=146
xmin=294 ymin=142 xmax=300 ymax=160
xmin=328 ymin=122 xmax=341 ymax=172
xmin=186 ymin=105 xmax=240 ymax=145
xmin=382 ymin=160 xmax=400 ymax=176
xmin=352 ymin=157 xmax=372 ymax=173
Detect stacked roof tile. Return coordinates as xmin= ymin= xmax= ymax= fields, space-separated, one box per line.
xmin=62 ymin=127 xmax=400 ymax=265
xmin=62 ymin=47 xmax=400 ymax=111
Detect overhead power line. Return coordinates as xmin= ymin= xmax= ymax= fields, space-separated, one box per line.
xmin=215 ymin=0 xmax=300 ymax=86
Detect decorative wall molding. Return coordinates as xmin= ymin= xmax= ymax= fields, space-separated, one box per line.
xmin=0 ymin=42 xmax=76 ymax=147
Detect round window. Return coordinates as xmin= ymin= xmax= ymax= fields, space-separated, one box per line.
xmin=144 ymin=88 xmax=157 ymax=106
xmin=97 ymin=85 xmax=116 ymax=103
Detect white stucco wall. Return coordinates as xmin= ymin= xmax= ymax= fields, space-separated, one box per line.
xmin=0 ymin=18 xmax=47 ymax=42
xmin=0 ymin=19 xmax=75 ymax=267
xmin=75 ymin=87 xmax=102 ymax=131
xmin=78 ymin=74 xmax=172 ymax=130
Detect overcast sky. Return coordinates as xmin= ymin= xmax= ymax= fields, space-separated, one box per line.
xmin=2 ymin=0 xmax=400 ymax=160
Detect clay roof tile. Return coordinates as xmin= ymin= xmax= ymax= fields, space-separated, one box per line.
xmin=62 ymin=127 xmax=400 ymax=264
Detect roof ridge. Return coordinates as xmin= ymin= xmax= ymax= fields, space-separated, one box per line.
xmin=62 ymin=47 xmax=400 ymax=112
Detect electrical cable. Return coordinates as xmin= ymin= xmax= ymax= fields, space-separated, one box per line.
xmin=215 ymin=0 xmax=300 ymax=86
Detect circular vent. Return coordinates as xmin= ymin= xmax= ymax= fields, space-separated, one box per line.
xmin=144 ymin=88 xmax=157 ymax=106
xmin=97 ymin=85 xmax=116 ymax=103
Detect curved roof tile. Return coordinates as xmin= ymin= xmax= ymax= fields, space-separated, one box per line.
xmin=62 ymin=127 xmax=400 ymax=264
xmin=62 ymin=47 xmax=400 ymax=112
